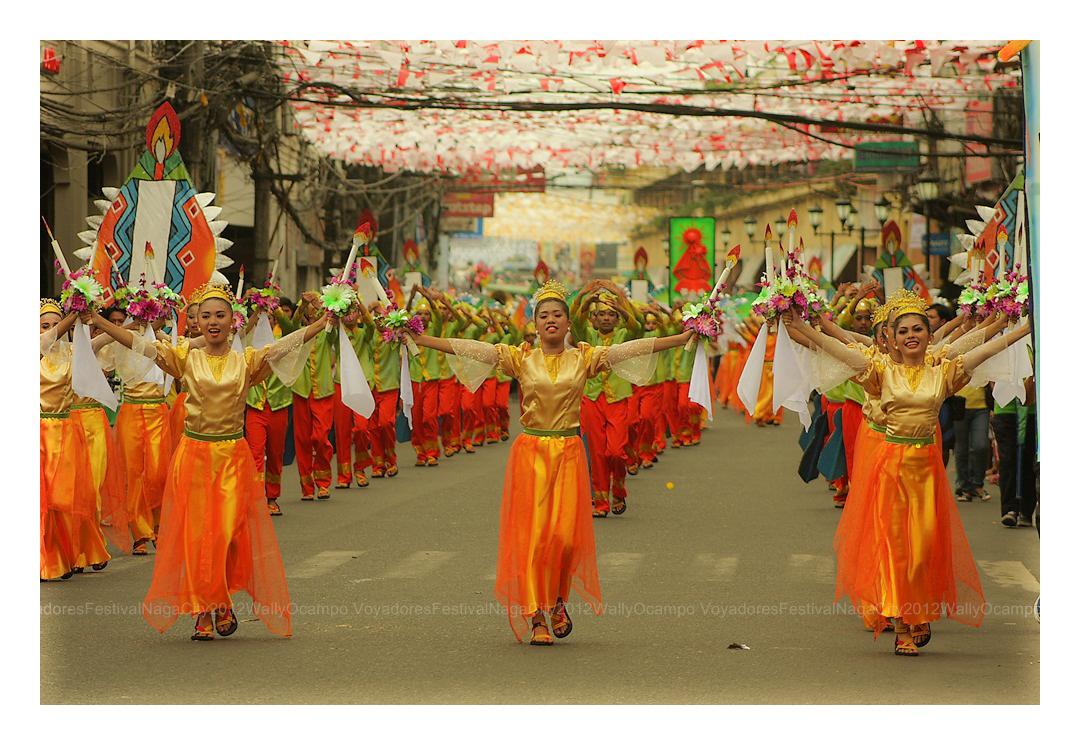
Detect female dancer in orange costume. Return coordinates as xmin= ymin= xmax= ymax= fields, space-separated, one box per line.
xmin=168 ymin=301 xmax=201 ymax=452
xmin=409 ymin=281 xmax=693 ymax=645
xmin=111 ymin=312 xmax=172 ymax=555
xmin=92 ymin=282 xmax=331 ymax=641
xmin=40 ymin=304 xmax=112 ymax=579
xmin=786 ymin=296 xmax=1030 ymax=656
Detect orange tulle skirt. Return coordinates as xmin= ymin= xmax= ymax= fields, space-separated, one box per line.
xmin=71 ymin=406 xmax=129 ymax=552
xmin=842 ymin=420 xmax=886 ymax=511
xmin=495 ymin=433 xmax=602 ymax=641
xmin=142 ymin=434 xmax=292 ymax=637
xmin=169 ymin=392 xmax=188 ymax=452
xmin=40 ymin=416 xmax=106 ymax=578
xmin=833 ymin=438 xmax=985 ymax=634
xmin=117 ymin=402 xmax=172 ymax=544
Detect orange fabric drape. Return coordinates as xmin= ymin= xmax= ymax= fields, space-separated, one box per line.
xmin=833 ymin=440 xmax=985 ymax=634
xmin=495 ymin=433 xmax=602 ymax=642
xmin=71 ymin=407 xmax=129 ymax=553
xmin=142 ymin=435 xmax=292 ymax=638
xmin=40 ymin=417 xmax=104 ymax=578
xmin=117 ymin=402 xmax=172 ymax=543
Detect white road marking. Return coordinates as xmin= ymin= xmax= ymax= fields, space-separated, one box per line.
xmin=598 ymin=552 xmax=644 ymax=582
xmin=787 ymin=554 xmax=835 ymax=584
xmin=978 ymin=560 xmax=1040 ymax=592
xmin=379 ymin=551 xmax=457 ymax=579
xmin=690 ymin=553 xmax=740 ymax=581
xmin=289 ymin=550 xmax=365 ymax=579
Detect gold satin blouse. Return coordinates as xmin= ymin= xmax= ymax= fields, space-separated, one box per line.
xmin=856 ymin=356 xmax=971 ymax=440
xmin=495 ymin=343 xmax=612 ymax=431
xmin=40 ymin=342 xmax=73 ymax=414
xmin=153 ymin=339 xmax=281 ymax=436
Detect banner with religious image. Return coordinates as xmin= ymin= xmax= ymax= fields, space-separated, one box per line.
xmin=668 ymin=217 xmax=715 ymax=303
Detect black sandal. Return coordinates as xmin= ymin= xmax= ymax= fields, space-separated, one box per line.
xmin=892 ymin=622 xmax=919 ymax=656
xmin=214 ymin=608 xmax=238 ymax=637
xmin=551 ymin=600 xmax=573 ymax=639
xmin=91 ymin=561 xmax=108 ymax=571
xmin=611 ymin=496 xmax=627 ymax=515
xmin=191 ymin=615 xmax=214 ymax=641
xmin=912 ymin=623 xmax=931 ymax=648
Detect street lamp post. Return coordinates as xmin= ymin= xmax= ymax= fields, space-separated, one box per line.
xmin=744 ymin=215 xmax=757 ymax=240
xmin=720 ymin=225 xmax=732 ymax=250
xmin=915 ymin=174 xmax=940 ymax=274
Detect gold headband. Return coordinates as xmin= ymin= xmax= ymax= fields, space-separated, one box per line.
xmin=40 ymin=298 xmax=63 ymax=317
xmin=855 ymin=297 xmax=879 ymax=314
xmin=595 ymin=290 xmax=619 ymax=312
xmin=889 ymin=289 xmax=929 ymax=323
xmin=532 ymin=280 xmax=568 ymax=306
xmin=190 ymin=282 xmax=235 ymax=306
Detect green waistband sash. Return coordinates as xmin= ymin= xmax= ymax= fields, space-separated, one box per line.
xmin=70 ymin=402 xmax=103 ymax=411
xmin=184 ymin=428 xmax=244 ymax=442
xmin=868 ymin=422 xmax=886 ymax=434
xmin=522 ymin=427 xmax=579 ymax=439
xmin=122 ymin=396 xmax=167 ymax=405
xmin=885 ymin=432 xmax=935 ymax=447
xmin=40 ymin=411 xmax=69 ymax=420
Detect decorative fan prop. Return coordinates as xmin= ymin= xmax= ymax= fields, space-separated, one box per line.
xmin=76 ymin=102 xmax=232 ymax=331
xmin=949 ymin=171 xmax=1026 ymax=285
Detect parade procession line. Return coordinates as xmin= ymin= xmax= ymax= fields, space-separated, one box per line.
xmin=40 ymin=409 xmax=1039 ymax=705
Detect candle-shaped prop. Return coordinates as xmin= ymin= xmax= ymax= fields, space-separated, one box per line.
xmin=143 ymin=242 xmax=158 ymax=284
xmin=996 ymin=225 xmax=1009 ymax=280
xmin=42 ymin=217 xmax=71 ymax=277
xmin=763 ymin=223 xmax=775 ymax=280
xmin=709 ymin=244 xmax=741 ymax=300
xmin=782 ymin=208 xmax=797 ymax=276
xmin=342 ymin=221 xmax=372 ymax=281
xmin=236 ymin=264 xmax=246 ymax=298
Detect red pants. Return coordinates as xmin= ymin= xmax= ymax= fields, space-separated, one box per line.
xmin=410 ymin=381 xmax=441 ymax=460
xmin=581 ymin=394 xmax=630 ymax=500
xmin=634 ymin=384 xmax=663 ymax=464
xmin=460 ymin=383 xmax=482 ymax=446
xmin=661 ymin=380 xmax=679 ymax=449
xmin=496 ymin=380 xmax=511 ymax=437
xmin=677 ymin=382 xmax=703 ymax=444
xmin=370 ymin=389 xmax=399 ymax=470
xmin=293 ymin=393 xmax=334 ymax=497
xmin=245 ymin=404 xmax=288 ymax=500
xmin=481 ymin=377 xmax=499 ymax=441
xmin=438 ymin=378 xmax=461 ymax=452
xmin=333 ymin=383 xmax=372 ymax=483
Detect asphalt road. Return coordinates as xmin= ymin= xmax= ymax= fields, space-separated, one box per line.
xmin=40 ymin=403 xmax=1040 ymax=704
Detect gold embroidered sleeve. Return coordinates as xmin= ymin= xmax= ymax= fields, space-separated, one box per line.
xmin=813 ymin=343 xmax=864 ymax=393
xmin=262 ymin=328 xmax=316 ymax=387
xmin=151 ymin=338 xmax=189 ymax=380
xmin=853 ymin=354 xmax=885 ymax=397
xmin=39 ymin=327 xmax=59 ymax=358
xmin=606 ymin=336 xmax=658 ymax=385
xmin=446 ymin=338 xmax=499 ymax=393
